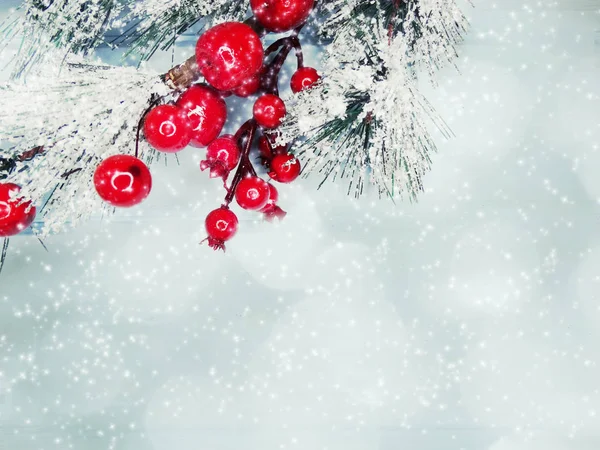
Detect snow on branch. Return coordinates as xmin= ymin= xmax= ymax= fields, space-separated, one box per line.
xmin=0 ymin=59 xmax=170 ymax=234
xmin=280 ymin=0 xmax=467 ymax=198
xmin=0 ymin=0 xmax=120 ymax=79
xmin=114 ymin=0 xmax=249 ymax=61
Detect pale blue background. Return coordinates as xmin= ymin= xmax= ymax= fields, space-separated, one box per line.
xmin=1 ymin=1 xmax=600 ymax=449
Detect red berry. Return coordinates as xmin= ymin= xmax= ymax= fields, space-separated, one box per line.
xmin=200 ymin=135 xmax=241 ymax=180
xmin=232 ymin=74 xmax=261 ymax=98
xmin=93 ymin=155 xmax=152 ymax=207
xmin=290 ymin=67 xmax=320 ymax=93
xmin=258 ymin=135 xmax=287 ymax=161
xmin=260 ymin=183 xmax=279 ymax=210
xmin=260 ymin=185 xmax=287 ymax=221
xmin=196 ymin=22 xmax=264 ymax=92
xmin=204 ymin=207 xmax=238 ymax=251
xmin=206 ymin=135 xmax=240 ymax=171
xmin=268 ymin=154 xmax=301 ymax=183
xmin=143 ymin=105 xmax=192 ymax=153
xmin=253 ymin=94 xmax=286 ymax=129
xmin=250 ymin=0 xmax=315 ymax=32
xmin=176 ymin=85 xmax=227 ymax=147
xmin=263 ymin=204 xmax=287 ymax=221
xmin=235 ymin=176 xmax=270 ymax=210
xmin=257 ymin=136 xmax=273 ymax=164
xmin=0 ymin=183 xmax=36 ymax=237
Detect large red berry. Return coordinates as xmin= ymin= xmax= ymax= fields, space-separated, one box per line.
xmin=290 ymin=67 xmax=320 ymax=93
xmin=268 ymin=154 xmax=301 ymax=183
xmin=93 ymin=155 xmax=152 ymax=207
xmin=0 ymin=183 xmax=36 ymax=237
xmin=196 ymin=22 xmax=264 ymax=92
xmin=250 ymin=0 xmax=315 ymax=32
xmin=253 ymin=94 xmax=286 ymax=129
xmin=205 ymin=207 xmax=238 ymax=251
xmin=143 ymin=104 xmax=192 ymax=153
xmin=176 ymin=85 xmax=227 ymax=147
xmin=232 ymin=74 xmax=261 ymax=98
xmin=235 ymin=176 xmax=270 ymax=210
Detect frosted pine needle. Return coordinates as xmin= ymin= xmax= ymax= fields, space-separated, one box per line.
xmin=280 ymin=0 xmax=467 ymax=199
xmin=0 ymin=0 xmax=120 ymax=79
xmin=0 ymin=58 xmax=170 ymax=234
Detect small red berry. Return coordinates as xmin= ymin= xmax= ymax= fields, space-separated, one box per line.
xmin=290 ymin=67 xmax=320 ymax=93
xmin=143 ymin=105 xmax=192 ymax=153
xmin=253 ymin=94 xmax=286 ymax=129
xmin=93 ymin=155 xmax=152 ymax=207
xmin=263 ymin=204 xmax=287 ymax=221
xmin=260 ymin=183 xmax=279 ymax=210
xmin=235 ymin=176 xmax=270 ymax=210
xmin=206 ymin=135 xmax=240 ymax=171
xmin=176 ymin=85 xmax=227 ymax=147
xmin=204 ymin=207 xmax=238 ymax=251
xmin=196 ymin=22 xmax=264 ymax=91
xmin=250 ymin=0 xmax=315 ymax=32
xmin=200 ymin=135 xmax=240 ymax=180
xmin=0 ymin=183 xmax=36 ymax=237
xmin=268 ymin=154 xmax=301 ymax=183
xmin=260 ymin=185 xmax=287 ymax=221
xmin=232 ymin=74 xmax=261 ymax=98
xmin=258 ymin=136 xmax=273 ymax=162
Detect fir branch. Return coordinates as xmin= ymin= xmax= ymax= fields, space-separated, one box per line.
xmin=112 ymin=0 xmax=249 ymax=62
xmin=281 ymin=0 xmax=466 ymax=199
xmin=0 ymin=0 xmax=121 ymax=79
xmin=0 ymin=59 xmax=172 ymax=234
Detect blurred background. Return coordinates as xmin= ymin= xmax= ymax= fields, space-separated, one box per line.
xmin=1 ymin=0 xmax=600 ymax=449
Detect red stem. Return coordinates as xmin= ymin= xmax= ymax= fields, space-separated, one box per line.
xmin=224 ymin=120 xmax=258 ymax=206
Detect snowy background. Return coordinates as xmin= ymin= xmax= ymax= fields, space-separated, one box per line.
xmin=2 ymin=0 xmax=600 ymax=449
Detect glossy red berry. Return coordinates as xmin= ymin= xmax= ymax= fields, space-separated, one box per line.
xmin=206 ymin=135 xmax=240 ymax=171
xmin=200 ymin=135 xmax=240 ymax=180
xmin=144 ymin=105 xmax=192 ymax=153
xmin=232 ymin=74 xmax=261 ymax=98
xmin=260 ymin=183 xmax=279 ymax=210
xmin=204 ymin=207 xmax=238 ymax=251
xmin=260 ymin=184 xmax=287 ymax=221
xmin=235 ymin=176 xmax=270 ymax=210
xmin=196 ymin=22 xmax=264 ymax=92
xmin=93 ymin=155 xmax=152 ymax=207
xmin=0 ymin=183 xmax=36 ymax=237
xmin=290 ymin=67 xmax=320 ymax=93
xmin=268 ymin=154 xmax=301 ymax=183
xmin=253 ymin=94 xmax=286 ymax=129
xmin=250 ymin=0 xmax=315 ymax=32
xmin=257 ymin=136 xmax=273 ymax=164
xmin=176 ymin=85 xmax=227 ymax=147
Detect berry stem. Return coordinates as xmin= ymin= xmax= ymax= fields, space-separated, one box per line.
xmin=291 ymin=36 xmax=304 ymax=69
xmin=224 ymin=119 xmax=258 ymax=206
xmin=264 ymin=39 xmax=288 ymax=58
xmin=261 ymin=24 xmax=306 ymax=96
xmin=134 ymin=93 xmax=167 ymax=158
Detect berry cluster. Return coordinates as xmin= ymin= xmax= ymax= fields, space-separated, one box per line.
xmin=92 ymin=0 xmax=319 ymax=251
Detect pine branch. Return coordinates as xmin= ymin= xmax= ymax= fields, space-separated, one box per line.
xmin=280 ymin=0 xmax=466 ymax=199
xmin=0 ymin=0 xmax=121 ymax=79
xmin=111 ymin=0 xmax=249 ymax=62
xmin=0 ymin=59 xmax=173 ymax=234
